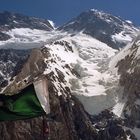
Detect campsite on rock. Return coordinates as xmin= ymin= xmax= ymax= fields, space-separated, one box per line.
xmin=0 ymin=2 xmax=140 ymax=140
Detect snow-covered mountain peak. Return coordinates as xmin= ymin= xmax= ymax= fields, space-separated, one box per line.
xmin=90 ymin=9 xmax=134 ymax=27
xmin=90 ymin=8 xmax=115 ymax=21
xmin=0 ymin=11 xmax=54 ymax=42
xmin=0 ymin=11 xmax=54 ymax=31
xmin=0 ymin=10 xmax=139 ymax=51
xmin=59 ymin=9 xmax=139 ymax=49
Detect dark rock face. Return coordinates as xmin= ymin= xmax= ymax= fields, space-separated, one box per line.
xmin=0 ymin=32 xmax=11 ymax=41
xmin=114 ymin=35 xmax=140 ymax=126
xmin=90 ymin=110 xmax=137 ymax=140
xmin=48 ymin=93 xmax=97 ymax=140
xmin=59 ymin=9 xmax=138 ymax=49
xmin=0 ymin=116 xmax=48 ymax=140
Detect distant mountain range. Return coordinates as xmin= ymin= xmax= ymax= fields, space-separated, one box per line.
xmin=0 ymin=10 xmax=139 ymax=49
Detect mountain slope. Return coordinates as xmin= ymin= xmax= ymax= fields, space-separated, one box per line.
xmin=59 ymin=9 xmax=139 ymax=49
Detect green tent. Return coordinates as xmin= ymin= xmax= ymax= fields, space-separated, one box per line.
xmin=0 ymin=84 xmax=45 ymax=121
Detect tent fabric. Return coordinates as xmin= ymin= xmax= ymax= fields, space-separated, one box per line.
xmin=33 ymin=78 xmax=50 ymax=114
xmin=0 ymin=84 xmax=45 ymax=121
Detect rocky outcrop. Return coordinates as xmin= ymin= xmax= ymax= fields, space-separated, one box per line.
xmin=0 ymin=116 xmax=47 ymax=140
xmin=0 ymin=32 xmax=10 ymax=41
xmin=48 ymin=94 xmax=97 ymax=140
xmin=111 ymin=34 xmax=140 ymax=128
xmin=91 ymin=110 xmax=137 ymax=140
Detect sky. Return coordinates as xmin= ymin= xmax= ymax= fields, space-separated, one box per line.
xmin=0 ymin=0 xmax=140 ymax=26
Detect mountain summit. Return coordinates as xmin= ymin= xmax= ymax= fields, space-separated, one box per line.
xmin=59 ymin=9 xmax=139 ymax=49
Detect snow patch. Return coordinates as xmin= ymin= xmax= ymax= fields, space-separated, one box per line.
xmin=112 ymin=101 xmax=125 ymax=117
xmin=126 ymin=20 xmax=132 ymax=24
xmin=48 ymin=20 xmax=55 ymax=29
xmin=112 ymin=31 xmax=132 ymax=43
